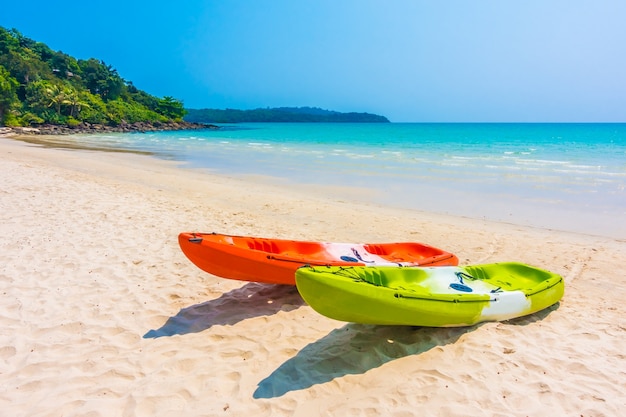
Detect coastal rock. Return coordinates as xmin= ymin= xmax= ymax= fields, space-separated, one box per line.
xmin=1 ymin=121 xmax=218 ymax=136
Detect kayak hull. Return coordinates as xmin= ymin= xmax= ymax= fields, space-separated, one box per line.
xmin=178 ymin=232 xmax=459 ymax=285
xmin=295 ymin=262 xmax=564 ymax=326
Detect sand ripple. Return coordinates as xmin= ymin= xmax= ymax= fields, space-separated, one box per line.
xmin=1 ymin=138 xmax=625 ymax=416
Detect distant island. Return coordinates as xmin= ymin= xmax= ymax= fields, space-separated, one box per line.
xmin=184 ymin=107 xmax=390 ymax=123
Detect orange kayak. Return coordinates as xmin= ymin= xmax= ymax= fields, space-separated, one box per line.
xmin=178 ymin=232 xmax=459 ymax=285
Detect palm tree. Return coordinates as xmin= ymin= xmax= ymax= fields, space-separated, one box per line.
xmin=42 ymin=83 xmax=67 ymax=115
xmin=63 ymin=87 xmax=89 ymax=118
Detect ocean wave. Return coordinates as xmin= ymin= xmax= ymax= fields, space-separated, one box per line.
xmin=513 ymin=158 xmax=570 ymax=166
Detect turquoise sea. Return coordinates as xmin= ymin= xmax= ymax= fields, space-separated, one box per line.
xmin=71 ymin=123 xmax=626 ymax=238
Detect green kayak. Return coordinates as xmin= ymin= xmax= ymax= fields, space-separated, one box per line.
xmin=295 ymin=262 xmax=564 ymax=327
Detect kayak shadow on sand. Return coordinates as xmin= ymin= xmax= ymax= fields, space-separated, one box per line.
xmin=143 ymin=282 xmax=304 ymax=338
xmin=253 ymin=302 xmax=560 ymax=399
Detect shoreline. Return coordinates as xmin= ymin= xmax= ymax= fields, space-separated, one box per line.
xmin=0 ymin=121 xmax=213 ymax=136
xmin=1 ymin=135 xmax=625 ymax=416
xmin=2 ymin=132 xmax=155 ymax=155
xmin=4 ymin=130 xmax=625 ymax=240
xmin=9 ymin=131 xmax=620 ymax=249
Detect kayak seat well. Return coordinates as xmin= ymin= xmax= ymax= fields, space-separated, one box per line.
xmin=245 ymin=239 xmax=322 ymax=256
xmin=355 ymin=267 xmax=431 ymax=292
xmin=364 ymin=244 xmax=387 ymax=256
xmin=247 ymin=239 xmax=280 ymax=254
xmin=364 ymin=243 xmax=443 ymax=262
xmin=462 ymin=263 xmax=558 ymax=294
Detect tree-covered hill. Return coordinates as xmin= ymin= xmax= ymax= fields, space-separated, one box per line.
xmin=0 ymin=26 xmax=188 ymax=129
xmin=184 ymin=106 xmax=390 ymax=123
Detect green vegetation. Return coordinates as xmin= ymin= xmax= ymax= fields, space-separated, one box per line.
xmin=184 ymin=107 xmax=390 ymax=123
xmin=0 ymin=26 xmax=389 ymax=130
xmin=0 ymin=26 xmax=186 ymax=127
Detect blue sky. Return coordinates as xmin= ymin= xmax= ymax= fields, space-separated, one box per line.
xmin=1 ymin=1 xmax=625 ymax=122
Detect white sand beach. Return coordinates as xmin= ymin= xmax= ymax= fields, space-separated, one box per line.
xmin=1 ymin=135 xmax=624 ymax=416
